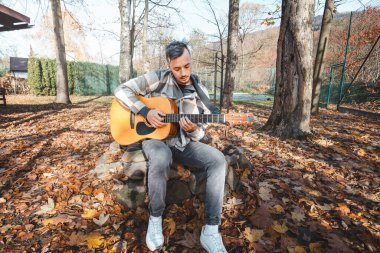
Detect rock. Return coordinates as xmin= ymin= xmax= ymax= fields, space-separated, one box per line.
xmin=92 ymin=142 xmax=255 ymax=209
xmin=226 ymin=165 xmax=240 ymax=191
xmin=92 ymin=162 xmax=123 ymax=180
xmin=113 ymin=180 xmax=146 ymax=209
xmin=122 ymin=150 xmax=146 ymax=163
xmin=95 ymin=153 xmax=109 ymax=166
xmin=124 ymin=161 xmax=147 ymax=180
xmin=109 ymin=141 xmax=121 ymax=153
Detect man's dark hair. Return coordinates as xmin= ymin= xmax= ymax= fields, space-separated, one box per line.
xmin=165 ymin=41 xmax=190 ymax=62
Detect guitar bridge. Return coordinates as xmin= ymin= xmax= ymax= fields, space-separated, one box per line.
xmin=130 ymin=112 xmax=135 ymax=129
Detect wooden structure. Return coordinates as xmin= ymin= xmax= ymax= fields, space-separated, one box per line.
xmin=0 ymin=4 xmax=32 ymax=32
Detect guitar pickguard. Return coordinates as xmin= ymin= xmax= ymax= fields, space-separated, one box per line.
xmin=136 ymin=122 xmax=156 ymax=135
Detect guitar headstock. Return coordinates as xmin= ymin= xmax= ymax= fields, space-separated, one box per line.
xmin=225 ymin=112 xmax=254 ymax=126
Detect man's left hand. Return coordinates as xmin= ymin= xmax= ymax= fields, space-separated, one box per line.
xmin=179 ymin=116 xmax=198 ymax=132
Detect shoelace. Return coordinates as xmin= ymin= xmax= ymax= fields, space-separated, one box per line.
xmin=209 ymin=233 xmax=224 ymax=252
xmin=151 ymin=219 xmax=162 ymax=238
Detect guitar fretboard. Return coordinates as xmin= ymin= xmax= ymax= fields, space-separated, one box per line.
xmin=163 ymin=114 xmax=225 ymax=123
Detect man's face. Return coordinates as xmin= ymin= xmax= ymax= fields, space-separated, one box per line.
xmin=168 ymin=49 xmax=192 ymax=85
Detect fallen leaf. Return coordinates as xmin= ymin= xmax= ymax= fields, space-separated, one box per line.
xmin=176 ymin=230 xmax=199 ymax=248
xmin=164 ymin=218 xmax=176 ymax=236
xmin=0 ymin=197 xmax=6 ymax=204
xmin=18 ymin=231 xmax=34 ymax=241
xmin=271 ymin=205 xmax=284 ymax=214
xmin=288 ymin=245 xmax=307 ymax=253
xmin=272 ymin=221 xmax=288 ymax=233
xmin=81 ymin=209 xmax=98 ymax=219
xmin=335 ymin=203 xmax=350 ymax=216
xmin=249 ymin=204 xmax=273 ymax=229
xmin=93 ymin=213 xmax=109 ymax=226
xmin=243 ymin=227 xmax=264 ymax=243
xmin=309 ymin=242 xmax=323 ymax=253
xmin=259 ymin=186 xmax=272 ymax=201
xmin=86 ymin=233 xmax=104 ymax=249
xmin=0 ymin=224 xmax=12 ymax=234
xmin=43 ymin=215 xmax=73 ymax=226
xmin=83 ymin=186 xmax=93 ymax=195
xmin=68 ymin=232 xmax=86 ymax=246
xmin=95 ymin=193 xmax=105 ymax=201
xmin=109 ymin=240 xmax=127 ymax=253
xmin=35 ymin=198 xmax=55 ymax=215
xmin=224 ymin=197 xmax=243 ymax=210
xmin=291 ymin=211 xmax=306 ymax=222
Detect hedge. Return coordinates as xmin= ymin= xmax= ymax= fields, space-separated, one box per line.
xmin=28 ymin=57 xmax=119 ymax=96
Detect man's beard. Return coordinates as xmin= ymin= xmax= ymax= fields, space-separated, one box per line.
xmin=178 ymin=76 xmax=189 ymax=85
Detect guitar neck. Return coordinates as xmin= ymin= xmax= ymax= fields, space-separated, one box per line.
xmin=164 ymin=114 xmax=225 ymax=124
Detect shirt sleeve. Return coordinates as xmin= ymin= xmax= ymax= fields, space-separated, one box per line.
xmin=114 ymin=71 xmax=160 ymax=114
xmin=186 ymin=123 xmax=207 ymax=141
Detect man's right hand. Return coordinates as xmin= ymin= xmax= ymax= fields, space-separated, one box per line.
xmin=146 ymin=109 xmax=167 ymax=128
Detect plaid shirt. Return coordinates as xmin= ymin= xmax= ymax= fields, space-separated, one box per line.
xmin=114 ymin=69 xmax=211 ymax=150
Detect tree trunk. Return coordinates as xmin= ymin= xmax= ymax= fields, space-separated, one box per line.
xmin=130 ymin=0 xmax=136 ymax=78
xmin=119 ymin=0 xmax=132 ymax=83
xmin=262 ymin=0 xmax=314 ymax=139
xmin=51 ymin=0 xmax=71 ymax=104
xmin=223 ymin=0 xmax=240 ymax=111
xmin=142 ymin=0 xmax=150 ymax=73
xmin=311 ymin=0 xmax=334 ymax=114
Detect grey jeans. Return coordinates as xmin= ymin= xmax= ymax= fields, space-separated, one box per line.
xmin=142 ymin=139 xmax=226 ymax=225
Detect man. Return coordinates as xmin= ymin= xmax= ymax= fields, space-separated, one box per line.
xmin=114 ymin=41 xmax=227 ymax=253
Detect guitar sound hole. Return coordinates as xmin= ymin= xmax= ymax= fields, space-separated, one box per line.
xmin=136 ymin=122 xmax=156 ymax=135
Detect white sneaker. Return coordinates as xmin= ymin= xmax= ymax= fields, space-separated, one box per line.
xmin=200 ymin=226 xmax=227 ymax=253
xmin=146 ymin=216 xmax=164 ymax=251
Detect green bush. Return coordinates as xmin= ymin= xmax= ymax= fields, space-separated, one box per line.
xmin=28 ymin=57 xmax=119 ymax=96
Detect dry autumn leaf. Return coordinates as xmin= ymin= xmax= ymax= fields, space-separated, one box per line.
xmin=291 ymin=210 xmax=306 ymax=222
xmin=86 ymin=233 xmax=104 ymax=249
xmin=35 ymin=198 xmax=55 ymax=215
xmin=288 ymin=245 xmax=307 ymax=253
xmin=164 ymin=218 xmax=176 ymax=236
xmin=176 ymin=230 xmax=199 ymax=248
xmin=309 ymin=242 xmax=323 ymax=253
xmin=81 ymin=209 xmax=98 ymax=219
xmin=243 ymin=227 xmax=264 ymax=243
xmin=272 ymin=221 xmax=288 ymax=233
xmin=259 ymin=186 xmax=272 ymax=201
xmin=42 ymin=215 xmax=73 ymax=226
xmin=68 ymin=232 xmax=86 ymax=246
xmin=271 ymin=204 xmax=284 ymax=214
xmin=93 ymin=213 xmax=109 ymax=226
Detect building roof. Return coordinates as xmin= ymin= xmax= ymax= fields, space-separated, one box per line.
xmin=0 ymin=4 xmax=33 ymax=32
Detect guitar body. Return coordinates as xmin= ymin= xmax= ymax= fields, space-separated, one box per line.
xmin=110 ymin=96 xmax=178 ymax=145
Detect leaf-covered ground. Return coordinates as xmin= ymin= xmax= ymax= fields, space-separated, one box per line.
xmin=0 ymin=95 xmax=379 ymax=252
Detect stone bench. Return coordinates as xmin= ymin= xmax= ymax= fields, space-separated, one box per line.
xmin=92 ymin=141 xmax=253 ymax=209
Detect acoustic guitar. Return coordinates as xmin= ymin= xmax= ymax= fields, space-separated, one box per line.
xmin=110 ymin=96 xmax=254 ymax=145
